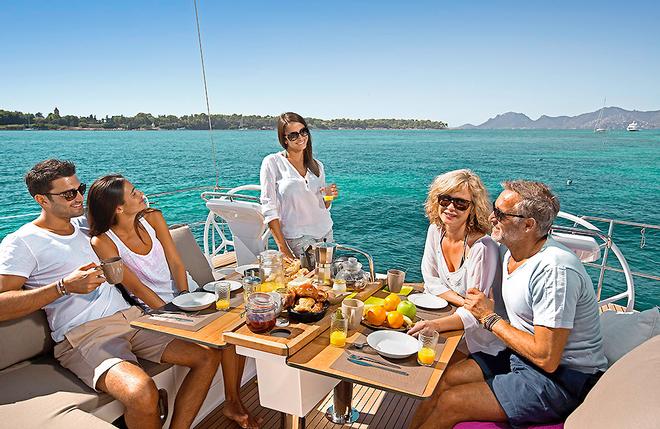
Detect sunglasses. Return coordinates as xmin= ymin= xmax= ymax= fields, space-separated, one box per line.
xmin=492 ymin=202 xmax=526 ymax=221
xmin=285 ymin=128 xmax=310 ymax=142
xmin=437 ymin=195 xmax=471 ymax=211
xmin=45 ymin=183 xmax=87 ymax=201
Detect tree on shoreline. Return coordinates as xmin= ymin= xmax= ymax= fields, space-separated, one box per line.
xmin=0 ymin=109 xmax=448 ymax=130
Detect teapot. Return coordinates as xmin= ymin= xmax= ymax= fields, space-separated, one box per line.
xmin=334 ymin=257 xmax=370 ymax=291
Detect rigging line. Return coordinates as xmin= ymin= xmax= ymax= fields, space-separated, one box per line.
xmin=193 ymin=0 xmax=220 ymax=189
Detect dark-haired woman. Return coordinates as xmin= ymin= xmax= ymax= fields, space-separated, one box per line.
xmin=260 ymin=112 xmax=338 ymax=260
xmin=87 ymin=174 xmax=261 ymax=429
xmin=87 ymin=175 xmax=187 ymax=309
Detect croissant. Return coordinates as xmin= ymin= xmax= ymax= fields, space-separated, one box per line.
xmin=315 ymin=289 xmax=328 ymax=303
xmin=293 ymin=297 xmax=316 ymax=313
xmin=311 ymin=302 xmax=324 ymax=313
xmin=293 ymin=283 xmax=318 ymax=300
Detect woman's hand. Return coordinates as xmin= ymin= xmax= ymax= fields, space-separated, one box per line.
xmin=327 ymin=183 xmax=339 ymax=198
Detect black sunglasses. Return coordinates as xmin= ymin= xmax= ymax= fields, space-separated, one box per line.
xmin=437 ymin=195 xmax=471 ymax=211
xmin=285 ymin=128 xmax=309 ymax=142
xmin=492 ymin=201 xmax=526 ymax=221
xmin=45 ymin=183 xmax=87 ymax=201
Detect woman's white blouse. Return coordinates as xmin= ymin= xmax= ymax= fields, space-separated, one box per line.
xmin=260 ymin=152 xmax=333 ymax=239
xmin=421 ymin=224 xmax=505 ymax=355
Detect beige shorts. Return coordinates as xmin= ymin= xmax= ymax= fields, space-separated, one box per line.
xmin=53 ymin=306 xmax=174 ymax=391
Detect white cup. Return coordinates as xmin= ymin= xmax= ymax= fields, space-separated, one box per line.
xmin=341 ymin=299 xmax=365 ymax=330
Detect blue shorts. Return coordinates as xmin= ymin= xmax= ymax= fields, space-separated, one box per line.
xmin=470 ymin=349 xmax=602 ymax=428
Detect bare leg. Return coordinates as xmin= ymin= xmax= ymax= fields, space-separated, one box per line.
xmin=220 ymin=345 xmax=261 ymax=428
xmin=419 ymin=381 xmax=507 ymax=429
xmin=160 ymin=339 xmax=220 ymax=429
xmin=97 ymin=361 xmax=161 ymax=429
xmin=409 ymin=357 xmax=485 ymax=429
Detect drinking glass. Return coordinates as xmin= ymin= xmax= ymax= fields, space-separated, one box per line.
xmin=417 ymin=328 xmax=439 ymax=366
xmin=242 ymin=276 xmax=261 ymax=305
xmin=323 ymin=184 xmax=336 ymax=203
xmin=330 ymin=313 xmax=348 ymax=347
xmin=214 ymin=281 xmax=231 ymax=310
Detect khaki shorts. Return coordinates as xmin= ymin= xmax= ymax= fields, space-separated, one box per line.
xmin=53 ymin=306 xmax=174 ymax=391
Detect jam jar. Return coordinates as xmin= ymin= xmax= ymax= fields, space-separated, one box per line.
xmin=245 ymin=292 xmax=277 ymax=333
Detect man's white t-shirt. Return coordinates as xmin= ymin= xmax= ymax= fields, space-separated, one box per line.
xmin=0 ymin=221 xmax=130 ymax=342
xmin=260 ymin=152 xmax=333 ymax=239
xmin=502 ymin=237 xmax=607 ymax=374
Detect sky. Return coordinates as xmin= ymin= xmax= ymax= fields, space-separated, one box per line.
xmin=2 ymin=0 xmax=659 ymax=127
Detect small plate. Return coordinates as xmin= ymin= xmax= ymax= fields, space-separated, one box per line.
xmin=408 ymin=293 xmax=448 ymax=310
xmin=172 ymin=292 xmax=216 ymax=311
xmin=203 ymin=280 xmax=242 ymax=293
xmin=366 ymin=331 xmax=418 ymax=359
xmin=213 ymin=267 xmax=236 ymax=279
xmin=235 ymin=264 xmax=259 ymax=277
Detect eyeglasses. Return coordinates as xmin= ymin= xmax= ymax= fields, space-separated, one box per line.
xmin=492 ymin=202 xmax=526 ymax=221
xmin=45 ymin=183 xmax=87 ymax=201
xmin=437 ymin=195 xmax=471 ymax=211
xmin=285 ymin=128 xmax=309 ymax=142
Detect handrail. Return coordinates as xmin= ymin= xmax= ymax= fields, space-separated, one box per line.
xmin=200 ymin=191 xmax=260 ymax=203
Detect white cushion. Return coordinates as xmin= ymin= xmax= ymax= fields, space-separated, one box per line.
xmin=599 ymin=307 xmax=659 ymax=366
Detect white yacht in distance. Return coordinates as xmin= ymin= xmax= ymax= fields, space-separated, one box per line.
xmin=627 ymin=121 xmax=639 ymax=131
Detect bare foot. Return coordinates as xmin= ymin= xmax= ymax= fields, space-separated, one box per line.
xmin=223 ymin=401 xmax=262 ymax=428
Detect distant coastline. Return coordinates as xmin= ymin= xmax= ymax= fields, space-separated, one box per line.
xmin=0 ymin=108 xmax=448 ymax=131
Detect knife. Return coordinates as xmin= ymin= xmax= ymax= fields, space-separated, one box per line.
xmin=348 ymin=353 xmax=402 ymax=369
xmin=347 ymin=356 xmax=409 ymax=376
xmin=149 ymin=313 xmax=195 ymax=323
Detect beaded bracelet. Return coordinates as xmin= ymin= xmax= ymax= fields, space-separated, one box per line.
xmin=483 ymin=313 xmax=502 ymax=331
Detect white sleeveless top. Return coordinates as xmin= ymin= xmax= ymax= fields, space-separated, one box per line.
xmin=106 ymin=218 xmax=177 ymax=304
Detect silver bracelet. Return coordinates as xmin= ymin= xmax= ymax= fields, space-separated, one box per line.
xmin=57 ymin=278 xmax=70 ymax=296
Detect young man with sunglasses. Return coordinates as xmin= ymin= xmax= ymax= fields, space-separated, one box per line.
xmin=413 ymin=180 xmax=606 ymax=429
xmin=0 ymin=160 xmax=225 ymax=429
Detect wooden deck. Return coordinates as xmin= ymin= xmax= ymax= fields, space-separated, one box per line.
xmin=194 ymin=378 xmax=420 ymax=429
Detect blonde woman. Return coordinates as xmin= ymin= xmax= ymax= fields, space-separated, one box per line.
xmin=409 ymin=169 xmax=504 ymax=357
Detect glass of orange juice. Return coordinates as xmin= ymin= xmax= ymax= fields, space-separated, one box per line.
xmin=330 ymin=312 xmax=348 ymax=347
xmin=322 ymin=183 xmax=336 ymax=203
xmin=417 ymin=328 xmax=439 ymax=366
xmin=214 ymin=281 xmax=231 ymax=311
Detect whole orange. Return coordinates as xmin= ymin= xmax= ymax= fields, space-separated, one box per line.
xmin=383 ymin=293 xmax=401 ymax=311
xmin=365 ymin=305 xmax=387 ymax=326
xmin=386 ymin=311 xmax=404 ymax=329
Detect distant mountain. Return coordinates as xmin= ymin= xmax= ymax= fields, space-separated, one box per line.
xmin=459 ymin=107 xmax=660 ymax=129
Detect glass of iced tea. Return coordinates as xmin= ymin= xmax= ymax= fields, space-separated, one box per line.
xmin=417 ymin=328 xmax=439 ymax=366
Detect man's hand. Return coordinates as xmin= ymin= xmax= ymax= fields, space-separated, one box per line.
xmin=407 ymin=319 xmax=435 ymax=337
xmin=464 ymin=288 xmax=494 ymax=321
xmin=62 ymin=263 xmax=106 ymax=294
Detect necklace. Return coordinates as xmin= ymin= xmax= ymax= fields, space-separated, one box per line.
xmin=440 ymin=230 xmax=469 ymax=272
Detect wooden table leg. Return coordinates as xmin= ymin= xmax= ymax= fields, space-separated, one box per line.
xmin=281 ymin=413 xmax=305 ymax=429
xmin=325 ymin=380 xmax=359 ymax=424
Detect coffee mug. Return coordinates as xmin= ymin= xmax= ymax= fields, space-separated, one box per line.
xmin=341 ymin=298 xmax=365 ymax=330
xmin=101 ymin=257 xmax=124 ymax=285
xmin=387 ymin=269 xmax=406 ymax=293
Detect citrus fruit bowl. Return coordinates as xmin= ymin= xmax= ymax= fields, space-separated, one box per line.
xmin=361 ymin=314 xmax=419 ymax=332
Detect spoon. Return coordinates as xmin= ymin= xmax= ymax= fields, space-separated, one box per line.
xmin=351 ymin=342 xmax=368 ymax=350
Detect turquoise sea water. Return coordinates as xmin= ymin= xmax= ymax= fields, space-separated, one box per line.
xmin=1 ymin=130 xmax=658 ymax=309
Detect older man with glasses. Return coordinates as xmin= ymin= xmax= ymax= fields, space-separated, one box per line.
xmin=412 ymin=180 xmax=607 ymax=429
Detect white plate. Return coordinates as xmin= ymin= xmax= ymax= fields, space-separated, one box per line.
xmin=408 ymin=293 xmax=448 ymax=310
xmin=203 ymin=280 xmax=242 ymax=293
xmin=235 ymin=264 xmax=259 ymax=276
xmin=213 ymin=267 xmax=236 ymax=279
xmin=172 ymin=292 xmax=215 ymax=311
xmin=366 ymin=330 xmax=419 ymax=359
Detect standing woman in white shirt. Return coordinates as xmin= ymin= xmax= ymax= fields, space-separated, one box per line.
xmin=260 ymin=112 xmax=338 ymax=260
xmin=409 ymin=169 xmax=504 ymax=357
